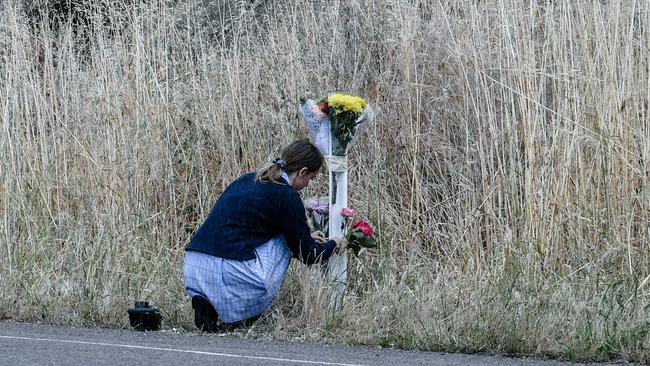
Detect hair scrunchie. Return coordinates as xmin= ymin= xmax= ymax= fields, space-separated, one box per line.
xmin=273 ymin=158 xmax=287 ymax=171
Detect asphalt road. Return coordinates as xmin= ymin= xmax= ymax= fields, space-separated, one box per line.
xmin=0 ymin=320 xmax=619 ymax=366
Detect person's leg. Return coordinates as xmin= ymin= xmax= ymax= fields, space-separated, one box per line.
xmin=191 ymin=295 xmax=220 ymax=332
xmin=219 ymin=235 xmax=292 ymax=331
xmin=184 ymin=251 xmax=223 ymax=332
xmin=192 ymin=294 xmax=261 ymax=332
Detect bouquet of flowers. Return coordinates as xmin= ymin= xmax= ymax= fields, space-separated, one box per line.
xmin=300 ymin=93 xmax=371 ymax=156
xmin=307 ymin=204 xmax=378 ymax=255
xmin=300 ymin=93 xmax=372 ymax=205
xmin=347 ymin=220 xmax=377 ymax=255
xmin=340 ymin=208 xmax=378 ymax=256
xmin=305 ymin=197 xmax=329 ymax=235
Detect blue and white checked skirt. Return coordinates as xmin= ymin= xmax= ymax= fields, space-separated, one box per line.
xmin=183 ymin=235 xmax=292 ymax=323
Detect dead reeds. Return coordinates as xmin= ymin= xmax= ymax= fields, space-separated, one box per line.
xmin=0 ymin=0 xmax=648 ymax=362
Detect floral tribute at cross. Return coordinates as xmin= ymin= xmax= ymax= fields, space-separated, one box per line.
xmin=301 ymin=93 xmax=378 ymax=256
xmin=300 ymin=93 xmax=371 ymax=156
xmin=305 ymin=203 xmax=378 ymax=256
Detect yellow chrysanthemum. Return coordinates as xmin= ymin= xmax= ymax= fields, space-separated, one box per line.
xmin=328 ymin=93 xmax=367 ymax=115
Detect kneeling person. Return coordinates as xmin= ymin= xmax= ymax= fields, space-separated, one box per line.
xmin=183 ymin=139 xmax=344 ymax=331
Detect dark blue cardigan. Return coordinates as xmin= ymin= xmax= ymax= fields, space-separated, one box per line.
xmin=185 ymin=172 xmax=336 ymax=265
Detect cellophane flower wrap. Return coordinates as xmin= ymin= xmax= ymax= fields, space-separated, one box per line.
xmin=300 ymin=93 xmax=371 ymax=156
xmin=299 ymin=99 xmax=331 ymax=155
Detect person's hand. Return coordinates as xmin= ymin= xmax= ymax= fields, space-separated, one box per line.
xmin=311 ymin=230 xmax=326 ymax=244
xmin=331 ymin=236 xmax=347 ymax=254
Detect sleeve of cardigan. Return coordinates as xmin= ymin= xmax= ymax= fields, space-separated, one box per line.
xmin=278 ymin=191 xmax=336 ymax=265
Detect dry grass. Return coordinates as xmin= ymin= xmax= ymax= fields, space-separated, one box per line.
xmin=1 ymin=0 xmax=649 ymax=362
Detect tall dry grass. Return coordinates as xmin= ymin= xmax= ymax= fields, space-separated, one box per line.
xmin=1 ymin=0 xmax=649 ymax=361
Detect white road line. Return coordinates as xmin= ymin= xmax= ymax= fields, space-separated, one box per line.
xmin=0 ymin=335 xmax=366 ymax=366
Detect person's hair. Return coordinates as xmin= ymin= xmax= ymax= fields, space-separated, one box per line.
xmin=256 ymin=139 xmax=324 ymax=183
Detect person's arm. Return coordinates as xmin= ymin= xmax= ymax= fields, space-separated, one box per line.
xmin=279 ymin=192 xmax=336 ymax=265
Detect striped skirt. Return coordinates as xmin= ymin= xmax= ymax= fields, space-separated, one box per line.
xmin=183 ymin=235 xmax=292 ymax=323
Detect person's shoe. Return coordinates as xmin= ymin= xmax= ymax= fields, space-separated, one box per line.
xmin=191 ymin=295 xmax=219 ymax=332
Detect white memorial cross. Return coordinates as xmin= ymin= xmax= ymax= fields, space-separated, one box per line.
xmin=325 ymin=142 xmax=348 ymax=311
xmin=300 ymin=96 xmax=371 ymax=311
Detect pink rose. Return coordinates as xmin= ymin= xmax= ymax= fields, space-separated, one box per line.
xmin=352 ymin=220 xmax=374 ymax=237
xmin=340 ymin=207 xmax=356 ymax=218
